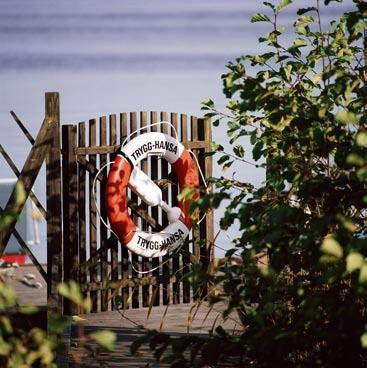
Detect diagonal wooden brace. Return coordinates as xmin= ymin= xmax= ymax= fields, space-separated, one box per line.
xmin=0 ymin=117 xmax=56 ymax=255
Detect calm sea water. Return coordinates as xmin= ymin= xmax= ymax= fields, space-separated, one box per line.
xmin=0 ymin=0 xmax=354 ymax=261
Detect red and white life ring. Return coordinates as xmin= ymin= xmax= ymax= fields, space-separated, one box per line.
xmin=105 ymin=131 xmax=199 ymax=258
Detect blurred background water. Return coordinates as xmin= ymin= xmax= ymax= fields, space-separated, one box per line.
xmin=0 ymin=0 xmax=354 ymax=262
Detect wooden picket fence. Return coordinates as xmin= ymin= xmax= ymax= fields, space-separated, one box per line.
xmin=0 ymin=93 xmax=214 ymax=316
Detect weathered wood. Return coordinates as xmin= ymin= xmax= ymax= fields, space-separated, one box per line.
xmin=82 ymin=273 xmax=183 ymax=292
xmin=130 ymin=112 xmax=140 ymax=309
xmin=0 ymin=144 xmax=46 ymax=219
xmin=99 ymin=116 xmax=109 ymax=312
xmin=197 ymin=118 xmax=209 ymax=298
xmin=0 ymin=116 xmax=54 ymax=253
xmin=203 ymin=118 xmax=214 ymax=265
xmin=10 ymin=110 xmax=35 ymax=145
xmin=161 ymin=112 xmax=170 ymax=305
xmin=181 ymin=114 xmax=191 ymax=303
xmin=150 ymin=112 xmax=160 ymax=307
xmin=109 ymin=114 xmax=118 ymax=310
xmin=78 ymin=122 xmax=87 ymax=287
xmin=74 ymin=140 xmax=208 ymax=156
xmin=62 ymin=124 xmax=79 ymax=315
xmin=120 ymin=113 xmax=130 ymax=309
xmin=89 ymin=119 xmax=98 ymax=312
xmin=191 ymin=116 xmax=201 ymax=299
xmin=171 ymin=113 xmax=180 ymax=304
xmin=45 ymin=92 xmax=63 ymax=318
xmin=140 ymin=112 xmax=150 ymax=308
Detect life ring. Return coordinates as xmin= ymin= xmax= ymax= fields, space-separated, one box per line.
xmin=105 ymin=131 xmax=199 ymax=258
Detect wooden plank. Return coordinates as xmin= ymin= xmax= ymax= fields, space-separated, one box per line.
xmin=140 ymin=112 xmax=150 ymax=308
xmin=150 ymin=112 xmax=160 ymax=307
xmin=45 ymin=92 xmax=63 ymax=321
xmin=0 ymin=116 xmax=54 ymax=253
xmin=171 ymin=113 xmax=180 ymax=304
xmin=109 ymin=114 xmax=118 ymax=310
xmin=74 ymin=140 xmax=207 ymax=156
xmin=130 ymin=112 xmax=140 ymax=309
xmin=190 ymin=116 xmax=202 ymax=300
xmin=89 ymin=118 xmax=98 ymax=312
xmin=10 ymin=110 xmax=35 ymax=145
xmin=78 ymin=122 xmax=87 ymax=288
xmin=181 ymin=114 xmax=191 ymax=303
xmin=161 ymin=112 xmax=170 ymax=305
xmin=197 ymin=118 xmax=209 ymax=298
xmin=120 ymin=113 xmax=129 ymax=309
xmin=61 ymin=124 xmax=79 ymax=315
xmin=99 ymin=116 xmax=108 ymax=312
xmin=0 ymin=144 xmax=46 ymax=219
xmin=82 ymin=274 xmax=183 ymax=293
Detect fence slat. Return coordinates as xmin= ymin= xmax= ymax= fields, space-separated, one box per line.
xmin=78 ymin=122 xmax=87 ymax=288
xmin=89 ymin=118 xmax=98 ymax=312
xmin=150 ymin=112 xmax=160 ymax=307
xmin=99 ymin=116 xmax=108 ymax=311
xmin=120 ymin=113 xmax=129 ymax=309
xmin=181 ymin=114 xmax=191 ymax=303
xmin=140 ymin=112 xmax=150 ymax=308
xmin=161 ymin=112 xmax=170 ymax=305
xmin=130 ymin=112 xmax=140 ymax=309
xmin=109 ymin=114 xmax=118 ymax=310
xmin=171 ymin=113 xmax=180 ymax=304
xmin=190 ymin=116 xmax=202 ymax=300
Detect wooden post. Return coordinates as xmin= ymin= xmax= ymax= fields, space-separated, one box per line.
xmin=62 ymin=124 xmax=79 ymax=315
xmin=45 ymin=92 xmax=63 ymax=319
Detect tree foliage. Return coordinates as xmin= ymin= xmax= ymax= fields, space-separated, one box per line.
xmin=134 ymin=0 xmax=367 ymax=366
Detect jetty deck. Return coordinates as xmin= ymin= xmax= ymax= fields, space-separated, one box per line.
xmin=3 ymin=265 xmax=242 ymax=367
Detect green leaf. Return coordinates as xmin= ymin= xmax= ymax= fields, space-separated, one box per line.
xmin=201 ymin=97 xmax=215 ymax=108
xmin=361 ymin=332 xmax=367 ymax=348
xmin=359 ymin=263 xmax=367 ymax=284
xmin=356 ymin=131 xmax=367 ymax=148
xmin=320 ymin=236 xmax=343 ymax=259
xmin=251 ymin=13 xmax=271 ymax=23
xmin=297 ymin=7 xmax=317 ymax=15
xmin=293 ymin=38 xmax=308 ymax=47
xmin=218 ymin=154 xmax=230 ymax=165
xmin=90 ymin=330 xmax=116 ymax=352
xmin=357 ymin=167 xmax=367 ymax=182
xmin=278 ymin=0 xmax=292 ymax=11
xmin=346 ymin=252 xmax=364 ymax=273
xmin=335 ymin=109 xmax=357 ymax=124
xmin=233 ymin=145 xmax=245 ymax=158
xmin=263 ymin=1 xmax=275 ymax=10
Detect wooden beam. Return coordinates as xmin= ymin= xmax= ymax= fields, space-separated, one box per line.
xmin=0 ymin=144 xmax=46 ymax=219
xmin=0 ymin=116 xmax=54 ymax=254
xmin=45 ymin=92 xmax=63 ymax=316
xmin=10 ymin=111 xmax=35 ymax=145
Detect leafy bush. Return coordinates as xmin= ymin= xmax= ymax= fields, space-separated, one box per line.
xmin=133 ymin=0 xmax=367 ymax=366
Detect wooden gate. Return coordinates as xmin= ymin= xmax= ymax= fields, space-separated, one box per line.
xmin=62 ymin=111 xmax=214 ymax=314
xmin=0 ymin=93 xmax=214 ymax=316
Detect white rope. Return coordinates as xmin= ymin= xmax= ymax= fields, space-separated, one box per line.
xmin=91 ymin=121 xmax=206 ymax=274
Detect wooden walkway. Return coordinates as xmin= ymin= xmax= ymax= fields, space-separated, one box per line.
xmin=4 ymin=266 xmax=242 ymax=367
